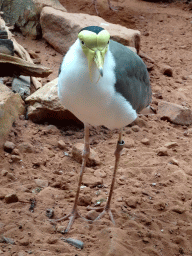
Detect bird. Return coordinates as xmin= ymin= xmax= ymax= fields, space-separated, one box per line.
xmin=56 ymin=26 xmax=152 ymax=233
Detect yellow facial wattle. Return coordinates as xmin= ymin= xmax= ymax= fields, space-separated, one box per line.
xmin=78 ymin=29 xmax=110 ymax=80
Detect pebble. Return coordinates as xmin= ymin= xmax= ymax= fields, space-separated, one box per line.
xmin=169 ymin=158 xmax=179 ymax=166
xmin=72 ymin=143 xmax=100 ymax=167
xmin=19 ymin=238 xmax=29 ymax=246
xmin=85 ymin=210 xmax=99 ymax=220
xmin=1 ymin=169 xmax=8 ymax=176
xmin=157 ymin=147 xmax=169 ymax=156
xmin=132 ymin=117 xmax=147 ymax=128
xmin=5 ymin=193 xmax=18 ymax=203
xmin=161 ymin=64 xmax=173 ymax=77
xmin=12 ymin=148 xmax=20 ymax=155
xmin=18 ymin=142 xmax=34 ymax=153
xmin=3 ymin=141 xmax=15 ymax=153
xmin=78 ymin=195 xmax=92 ymax=206
xmin=131 ymin=125 xmax=140 ymax=132
xmin=11 ymin=155 xmax=21 ymax=162
xmin=82 ymin=174 xmax=103 ymax=188
xmin=46 ymin=236 xmax=58 ymax=244
xmin=7 ymin=173 xmax=15 ymax=180
xmin=141 ymin=138 xmax=150 ymax=145
xmin=124 ymin=139 xmax=135 ymax=148
xmin=94 ymin=169 xmax=107 ymax=178
xmin=34 ymin=179 xmax=48 ymax=188
xmin=125 ymin=197 xmax=138 ymax=208
xmin=58 ymin=140 xmax=67 ymax=150
xmin=164 ymin=142 xmax=178 ymax=148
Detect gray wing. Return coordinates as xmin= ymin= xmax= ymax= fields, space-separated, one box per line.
xmin=109 ymin=40 xmax=152 ymax=113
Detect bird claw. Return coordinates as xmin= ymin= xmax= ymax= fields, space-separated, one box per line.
xmin=89 ymin=206 xmax=115 ymax=224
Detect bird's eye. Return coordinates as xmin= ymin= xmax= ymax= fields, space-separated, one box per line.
xmin=81 ymin=41 xmax=85 ymax=45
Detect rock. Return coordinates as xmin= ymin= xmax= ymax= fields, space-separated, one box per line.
xmin=158 ymin=101 xmax=192 ymax=125
xmin=131 ymin=125 xmax=140 ymax=132
xmin=131 ymin=117 xmax=147 ymax=128
xmin=40 ymin=7 xmax=141 ymax=54
xmin=34 ymin=179 xmax=48 ymax=188
xmin=12 ymin=76 xmax=31 ymax=100
xmin=19 ymin=238 xmax=29 ymax=246
xmin=7 ymin=173 xmax=15 ymax=180
xmin=124 ymin=139 xmax=135 ymax=148
xmin=72 ymin=143 xmax=100 ymax=167
xmin=0 ymin=39 xmax=14 ymax=55
xmin=169 ymin=158 xmax=179 ymax=166
xmin=171 ymin=206 xmax=185 ymax=214
xmin=164 ymin=142 xmax=178 ymax=148
xmin=0 ymin=83 xmax=25 ymax=147
xmin=46 ymin=236 xmax=58 ymax=244
xmin=161 ymin=64 xmax=173 ymax=76
xmin=85 ymin=210 xmax=100 ymax=220
xmin=5 ymin=193 xmax=18 ymax=203
xmin=58 ymin=140 xmax=67 ymax=150
xmin=3 ymin=141 xmax=15 ymax=153
xmin=141 ymin=138 xmax=150 ymax=145
xmin=0 ymin=0 xmax=66 ymax=39
xmin=11 ymin=155 xmax=21 ymax=163
xmin=157 ymin=147 xmax=169 ymax=156
xmin=78 ymin=195 xmax=92 ymax=206
xmin=18 ymin=142 xmax=34 ymax=153
xmin=125 ymin=196 xmax=138 ymax=208
xmin=12 ymin=148 xmax=20 ymax=155
xmin=1 ymin=169 xmax=8 ymax=176
xmin=82 ymin=174 xmax=103 ymax=188
xmin=94 ymin=169 xmax=107 ymax=178
xmin=46 ymin=208 xmax=54 ymax=218
xmin=26 ymin=78 xmax=77 ymax=123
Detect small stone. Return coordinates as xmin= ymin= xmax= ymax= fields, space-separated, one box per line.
xmin=57 ymin=225 xmax=66 ymax=234
xmin=158 ymin=101 xmax=192 ymax=126
xmin=125 ymin=197 xmax=138 ymax=208
xmin=143 ymin=237 xmax=150 ymax=243
xmin=124 ymin=139 xmax=135 ymax=148
xmin=46 ymin=236 xmax=58 ymax=244
xmin=164 ymin=142 xmax=178 ymax=148
xmin=131 ymin=125 xmax=140 ymax=132
xmin=82 ymin=174 xmax=103 ymax=188
xmin=94 ymin=169 xmax=107 ymax=178
xmin=85 ymin=210 xmax=100 ymax=220
xmin=171 ymin=206 xmax=185 ymax=214
xmin=1 ymin=169 xmax=8 ymax=176
xmin=34 ymin=179 xmax=48 ymax=188
xmin=169 ymin=158 xmax=179 ymax=166
xmin=18 ymin=142 xmax=34 ymax=153
xmin=5 ymin=193 xmax=18 ymax=203
xmin=141 ymin=138 xmax=150 ymax=145
xmin=19 ymin=238 xmax=29 ymax=246
xmin=4 ymin=141 xmax=15 ymax=153
xmin=58 ymin=140 xmax=67 ymax=150
xmin=157 ymin=147 xmax=169 ymax=156
xmin=7 ymin=173 xmax=15 ymax=180
xmin=12 ymin=76 xmax=31 ymax=100
xmin=12 ymin=148 xmax=20 ymax=155
xmin=78 ymin=195 xmax=92 ymax=206
xmin=11 ymin=155 xmax=21 ymax=162
xmin=143 ymin=31 xmax=149 ymax=36
xmin=72 ymin=143 xmax=100 ymax=167
xmin=161 ymin=65 xmax=173 ymax=77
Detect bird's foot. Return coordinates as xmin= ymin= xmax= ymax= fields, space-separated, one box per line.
xmin=88 ymin=205 xmax=115 ymax=224
xmin=50 ymin=209 xmax=88 ymax=233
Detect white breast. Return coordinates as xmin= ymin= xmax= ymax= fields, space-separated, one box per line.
xmin=58 ymin=40 xmax=137 ymax=129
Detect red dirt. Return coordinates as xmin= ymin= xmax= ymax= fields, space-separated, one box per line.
xmin=1 ymin=0 xmax=192 ymax=255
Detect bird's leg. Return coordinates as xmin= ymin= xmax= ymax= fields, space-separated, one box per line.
xmin=93 ymin=130 xmax=124 ymax=223
xmin=90 ymin=0 xmax=100 ymax=16
xmin=51 ymin=124 xmax=90 ymax=233
xmin=107 ymin=0 xmax=120 ymax=11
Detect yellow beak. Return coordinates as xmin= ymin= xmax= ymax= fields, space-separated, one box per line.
xmin=94 ymin=50 xmax=104 ymax=77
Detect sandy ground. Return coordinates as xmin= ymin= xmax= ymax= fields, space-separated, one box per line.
xmin=1 ymin=0 xmax=192 ymax=255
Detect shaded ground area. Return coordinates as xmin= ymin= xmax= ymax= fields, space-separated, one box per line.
xmin=0 ymin=0 xmax=192 ymax=255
